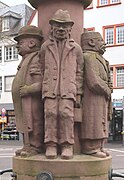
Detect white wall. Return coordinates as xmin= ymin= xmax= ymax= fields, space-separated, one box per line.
xmin=0 ymin=37 xmax=21 ymax=103
xmin=30 ymin=11 xmax=38 ymax=26
xmin=84 ymin=0 xmax=124 ymax=101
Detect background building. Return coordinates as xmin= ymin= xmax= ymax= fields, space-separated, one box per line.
xmin=84 ymin=0 xmax=124 ymax=142
xmin=21 ymin=0 xmax=124 ymax=142
xmin=0 ymin=2 xmax=34 ymax=140
xmin=0 ymin=0 xmax=123 ymax=142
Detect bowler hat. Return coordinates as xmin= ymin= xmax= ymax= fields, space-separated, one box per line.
xmin=14 ymin=25 xmax=43 ymax=41
xmin=49 ymin=9 xmax=74 ymax=27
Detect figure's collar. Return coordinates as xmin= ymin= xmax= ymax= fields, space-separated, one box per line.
xmin=48 ymin=36 xmax=74 ymax=43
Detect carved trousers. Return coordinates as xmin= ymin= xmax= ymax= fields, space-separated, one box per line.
xmin=44 ymin=97 xmax=74 ymax=145
xmin=81 ymin=138 xmax=107 ymax=154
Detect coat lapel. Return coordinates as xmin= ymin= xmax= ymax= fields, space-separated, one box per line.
xmin=48 ymin=40 xmax=59 ymax=65
xmin=47 ymin=38 xmax=75 ymax=65
xmin=96 ymin=53 xmax=108 ymax=73
xmin=62 ymin=39 xmax=75 ymax=61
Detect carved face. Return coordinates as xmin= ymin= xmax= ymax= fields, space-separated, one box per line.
xmin=16 ymin=37 xmax=40 ymax=56
xmin=94 ymin=37 xmax=106 ymax=55
xmin=52 ymin=22 xmax=72 ymax=40
xmin=16 ymin=38 xmax=32 ymax=56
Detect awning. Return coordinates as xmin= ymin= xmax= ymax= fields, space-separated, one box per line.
xmin=0 ymin=103 xmax=14 ymax=110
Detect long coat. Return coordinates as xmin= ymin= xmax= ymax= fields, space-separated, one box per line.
xmin=40 ymin=37 xmax=84 ymax=101
xmin=12 ymin=51 xmax=43 ymax=133
xmin=81 ymin=51 xmax=112 ymax=139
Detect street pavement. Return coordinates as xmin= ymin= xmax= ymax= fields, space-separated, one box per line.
xmin=0 ymin=140 xmax=22 ymax=180
xmin=0 ymin=140 xmax=124 ymax=180
xmin=106 ymin=142 xmax=124 ymax=179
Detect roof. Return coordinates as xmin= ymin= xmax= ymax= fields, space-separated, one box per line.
xmin=1 ymin=10 xmax=22 ymax=19
xmin=0 ymin=103 xmax=14 ymax=110
xmin=0 ymin=1 xmax=9 ymax=9
xmin=0 ymin=4 xmax=34 ymax=26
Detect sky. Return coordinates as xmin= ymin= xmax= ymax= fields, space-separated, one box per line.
xmin=2 ymin=0 xmax=33 ymax=8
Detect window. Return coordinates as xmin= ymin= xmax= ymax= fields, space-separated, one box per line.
xmin=110 ymin=65 xmax=124 ymax=88
xmin=101 ymin=0 xmax=108 ymax=5
xmin=0 ymin=77 xmax=2 ymax=91
xmin=85 ymin=27 xmax=95 ymax=32
xmin=97 ymin=0 xmax=121 ymax=6
xmin=103 ymin=24 xmax=124 ymax=46
xmin=5 ymin=76 xmax=14 ymax=92
xmin=2 ymin=17 xmax=9 ymax=32
xmin=0 ymin=47 xmax=2 ymax=62
xmin=116 ymin=26 xmax=124 ymax=44
xmin=5 ymin=46 xmax=18 ymax=61
xmin=111 ymin=0 xmax=120 ymax=2
xmin=116 ymin=67 xmax=124 ymax=87
xmin=110 ymin=68 xmax=113 ymax=85
xmin=105 ymin=28 xmax=114 ymax=45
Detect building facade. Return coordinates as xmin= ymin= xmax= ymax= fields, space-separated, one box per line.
xmin=29 ymin=0 xmax=124 ymax=103
xmin=0 ymin=2 xmax=34 ymax=140
xmin=84 ymin=0 xmax=124 ymax=142
xmin=26 ymin=0 xmax=124 ymax=142
xmin=0 ymin=0 xmax=123 ymax=141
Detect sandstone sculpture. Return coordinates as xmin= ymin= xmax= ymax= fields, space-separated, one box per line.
xmin=12 ymin=25 xmax=44 ymax=157
xmin=80 ymin=31 xmax=113 ymax=158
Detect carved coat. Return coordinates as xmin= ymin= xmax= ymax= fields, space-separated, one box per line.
xmin=81 ymin=51 xmax=112 ymax=139
xmin=12 ymin=51 xmax=43 ymax=133
xmin=40 ymin=37 xmax=83 ymax=101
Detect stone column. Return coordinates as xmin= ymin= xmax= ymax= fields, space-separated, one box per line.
xmin=28 ymin=0 xmax=92 ymax=44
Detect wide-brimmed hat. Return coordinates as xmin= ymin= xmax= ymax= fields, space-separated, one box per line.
xmin=49 ymin=9 xmax=74 ymax=27
xmin=14 ymin=25 xmax=43 ymax=42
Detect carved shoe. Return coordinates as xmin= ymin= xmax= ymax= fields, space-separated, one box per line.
xmin=16 ymin=146 xmax=41 ymax=157
xmin=61 ymin=145 xmax=73 ymax=159
xmin=45 ymin=146 xmax=57 ymax=159
xmin=101 ymin=148 xmax=110 ymax=156
xmin=15 ymin=146 xmax=28 ymax=156
xmin=20 ymin=149 xmax=39 ymax=158
xmin=91 ymin=151 xmax=107 ymax=158
xmin=16 ymin=148 xmax=24 ymax=156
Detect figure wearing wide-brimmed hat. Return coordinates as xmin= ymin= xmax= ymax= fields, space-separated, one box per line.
xmin=49 ymin=9 xmax=74 ymax=26
xmin=12 ymin=25 xmax=44 ymax=157
xmin=40 ymin=9 xmax=84 ymax=159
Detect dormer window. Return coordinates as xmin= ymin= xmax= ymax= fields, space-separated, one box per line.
xmin=2 ymin=17 xmax=9 ymax=32
xmin=1 ymin=11 xmax=22 ymax=35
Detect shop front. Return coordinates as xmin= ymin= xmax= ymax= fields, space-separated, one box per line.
xmin=109 ymin=99 xmax=124 ymax=142
xmin=0 ymin=104 xmax=19 ymax=141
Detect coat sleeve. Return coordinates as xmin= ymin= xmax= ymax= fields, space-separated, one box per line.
xmin=76 ymin=45 xmax=84 ymax=96
xmin=21 ymin=52 xmax=42 ymax=95
xmin=39 ymin=43 xmax=46 ymax=84
xmin=84 ymin=52 xmax=111 ymax=99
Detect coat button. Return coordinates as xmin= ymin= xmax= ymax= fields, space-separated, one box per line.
xmin=53 ymin=67 xmax=57 ymax=70
xmin=53 ymin=76 xmax=57 ymax=80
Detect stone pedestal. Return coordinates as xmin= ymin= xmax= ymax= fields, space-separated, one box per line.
xmin=13 ymin=155 xmax=112 ymax=180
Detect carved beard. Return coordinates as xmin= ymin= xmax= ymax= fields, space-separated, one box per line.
xmin=99 ymin=44 xmax=106 ymax=55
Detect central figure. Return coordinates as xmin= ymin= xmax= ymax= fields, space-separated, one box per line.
xmin=40 ymin=9 xmax=83 ymax=159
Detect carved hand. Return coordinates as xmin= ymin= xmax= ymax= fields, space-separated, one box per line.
xmin=75 ymin=94 xmax=82 ymax=108
xmin=19 ymin=83 xmax=41 ymax=97
xmin=19 ymin=85 xmax=30 ymax=97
